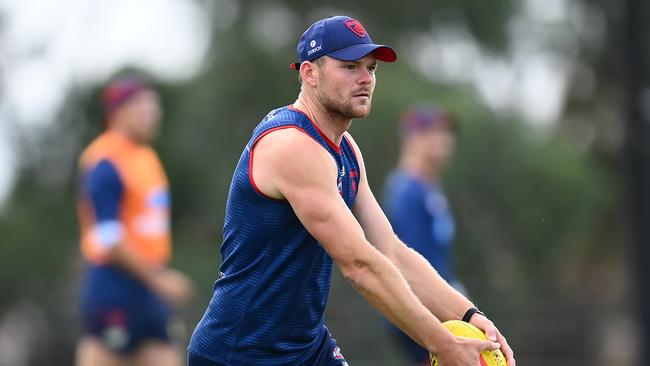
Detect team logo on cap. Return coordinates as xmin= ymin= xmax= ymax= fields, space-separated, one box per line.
xmin=345 ymin=19 xmax=366 ymax=37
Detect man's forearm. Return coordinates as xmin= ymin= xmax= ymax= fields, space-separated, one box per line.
xmin=340 ymin=246 xmax=455 ymax=353
xmin=106 ymin=244 xmax=161 ymax=288
xmin=390 ymin=241 xmax=474 ymax=321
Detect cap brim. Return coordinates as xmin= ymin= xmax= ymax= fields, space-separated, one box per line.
xmin=328 ymin=44 xmax=397 ymax=63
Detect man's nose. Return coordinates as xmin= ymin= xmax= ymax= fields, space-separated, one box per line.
xmin=357 ymin=68 xmax=373 ymax=84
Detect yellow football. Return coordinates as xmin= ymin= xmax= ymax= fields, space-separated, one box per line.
xmin=430 ymin=320 xmax=506 ymax=366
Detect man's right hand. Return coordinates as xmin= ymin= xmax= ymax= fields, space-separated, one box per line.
xmin=151 ymin=268 xmax=194 ymax=307
xmin=106 ymin=245 xmax=194 ymax=307
xmin=433 ymin=335 xmax=500 ymax=366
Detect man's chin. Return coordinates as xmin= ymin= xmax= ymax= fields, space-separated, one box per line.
xmin=328 ymin=102 xmax=371 ymax=119
xmin=352 ymin=106 xmax=371 ymax=119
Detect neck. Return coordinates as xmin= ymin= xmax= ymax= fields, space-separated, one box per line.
xmin=107 ymin=123 xmax=141 ymax=145
xmin=399 ymin=154 xmax=440 ymax=182
xmin=293 ymin=92 xmax=351 ymax=146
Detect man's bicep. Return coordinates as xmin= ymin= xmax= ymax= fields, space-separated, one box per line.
xmin=268 ymin=138 xmax=369 ymax=262
xmin=291 ymin=188 xmax=371 ymax=266
xmin=258 ymin=130 xmax=347 ymax=232
xmin=277 ymin=146 xmax=348 ymax=238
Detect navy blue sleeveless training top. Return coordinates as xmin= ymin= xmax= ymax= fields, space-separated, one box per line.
xmin=189 ymin=105 xmax=361 ymax=365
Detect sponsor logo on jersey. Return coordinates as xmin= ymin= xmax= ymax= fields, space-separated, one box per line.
xmin=332 ymin=346 xmax=345 ymax=359
xmin=349 ymin=169 xmax=358 ymax=193
xmin=337 ymin=166 xmax=345 ymax=194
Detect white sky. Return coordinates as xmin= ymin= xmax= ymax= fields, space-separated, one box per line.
xmin=0 ymin=0 xmax=211 ymax=206
xmin=408 ymin=0 xmax=597 ymax=126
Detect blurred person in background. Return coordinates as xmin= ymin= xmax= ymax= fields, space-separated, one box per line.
xmin=188 ymin=15 xmax=514 ymax=366
xmin=75 ymin=77 xmax=193 ymax=366
xmin=383 ymin=103 xmax=463 ymax=366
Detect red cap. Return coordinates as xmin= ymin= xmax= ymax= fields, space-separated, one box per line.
xmin=101 ymin=78 xmax=149 ymax=118
xmin=400 ymin=104 xmax=455 ymax=138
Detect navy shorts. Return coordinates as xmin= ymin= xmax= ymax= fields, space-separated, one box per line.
xmin=188 ymin=329 xmax=349 ymax=366
xmin=80 ymin=265 xmax=175 ymax=354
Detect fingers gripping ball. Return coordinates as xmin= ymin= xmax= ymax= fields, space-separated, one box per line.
xmin=430 ymin=320 xmax=506 ymax=366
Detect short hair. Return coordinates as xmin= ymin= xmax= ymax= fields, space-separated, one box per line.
xmin=399 ymin=103 xmax=457 ymax=139
xmin=102 ymin=78 xmax=152 ymax=117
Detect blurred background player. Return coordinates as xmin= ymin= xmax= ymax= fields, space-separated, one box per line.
xmin=75 ymin=78 xmax=193 ymax=366
xmin=383 ymin=103 xmax=463 ymax=366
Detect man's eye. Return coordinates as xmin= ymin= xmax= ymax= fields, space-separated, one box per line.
xmin=345 ymin=64 xmax=356 ymax=70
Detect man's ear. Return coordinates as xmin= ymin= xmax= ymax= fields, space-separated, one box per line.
xmin=300 ymin=60 xmax=319 ymax=87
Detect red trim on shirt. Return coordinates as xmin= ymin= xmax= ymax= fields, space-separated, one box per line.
xmin=288 ymin=105 xmax=342 ymax=154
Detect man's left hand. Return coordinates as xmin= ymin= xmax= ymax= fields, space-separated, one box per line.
xmin=470 ymin=314 xmax=516 ymax=366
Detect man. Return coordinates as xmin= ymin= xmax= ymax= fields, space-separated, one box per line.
xmin=383 ymin=104 xmax=464 ymax=365
xmin=189 ymin=16 xmax=515 ymax=366
xmin=76 ymin=78 xmax=193 ymax=366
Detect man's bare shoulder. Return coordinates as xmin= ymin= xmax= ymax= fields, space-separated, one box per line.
xmin=252 ymin=126 xmax=339 ymax=199
xmin=254 ymin=127 xmax=330 ymax=160
xmin=252 ymin=127 xmax=338 ymax=186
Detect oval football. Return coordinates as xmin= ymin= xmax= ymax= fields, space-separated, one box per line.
xmin=430 ymin=320 xmax=506 ymax=366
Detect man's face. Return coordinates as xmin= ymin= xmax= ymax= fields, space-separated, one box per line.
xmin=314 ymin=55 xmax=377 ymax=119
xmin=119 ymin=90 xmax=162 ymax=143
xmin=414 ymin=125 xmax=456 ymax=169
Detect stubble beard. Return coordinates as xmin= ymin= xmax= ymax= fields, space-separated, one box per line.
xmin=316 ymin=88 xmax=371 ymax=120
